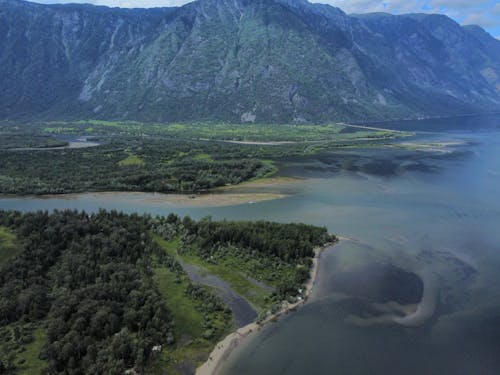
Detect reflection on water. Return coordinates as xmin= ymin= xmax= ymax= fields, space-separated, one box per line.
xmin=1 ymin=115 xmax=500 ymax=374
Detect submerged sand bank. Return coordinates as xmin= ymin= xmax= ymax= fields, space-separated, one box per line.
xmin=215 ymin=176 xmax=304 ymax=191
xmin=142 ymin=192 xmax=288 ymax=207
xmin=26 ymin=177 xmax=305 ymax=208
xmin=34 ymin=191 xmax=288 ymax=208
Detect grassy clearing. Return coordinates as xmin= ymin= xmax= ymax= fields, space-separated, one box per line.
xmin=155 ymin=236 xmax=180 ymax=258
xmin=43 ymin=127 xmax=76 ymax=134
xmin=0 ymin=324 xmax=47 ymax=374
xmin=192 ymin=153 xmax=214 ymax=162
xmin=39 ymin=120 xmax=405 ymax=143
xmin=118 ymin=152 xmax=145 ymax=166
xmin=0 ymin=226 xmax=19 ymax=265
xmin=17 ymin=327 xmax=47 ymax=374
xmin=153 ymin=268 xmax=204 ymax=340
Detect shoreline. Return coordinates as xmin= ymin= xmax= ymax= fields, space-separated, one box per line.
xmin=0 ymin=191 xmax=289 ymax=208
xmin=195 ymin=240 xmax=337 ymax=375
xmin=0 ymin=177 xmax=303 ymax=208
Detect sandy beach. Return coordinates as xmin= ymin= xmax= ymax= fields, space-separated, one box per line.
xmin=195 ymin=241 xmax=336 ymax=375
xmin=26 ymin=177 xmax=303 ymax=208
xmin=142 ymin=192 xmax=288 ymax=207
xmin=35 ymin=191 xmax=289 ymax=207
xmin=214 ymin=176 xmax=304 ymax=191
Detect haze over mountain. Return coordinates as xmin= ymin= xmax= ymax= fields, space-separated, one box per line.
xmin=1 ymin=0 xmax=500 ymax=123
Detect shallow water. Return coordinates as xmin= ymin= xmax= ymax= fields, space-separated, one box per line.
xmin=7 ymin=136 xmax=100 ymax=151
xmin=219 ymin=116 xmax=500 ymax=375
xmin=1 ymin=115 xmax=500 ymax=374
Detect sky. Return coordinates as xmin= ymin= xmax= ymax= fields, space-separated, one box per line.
xmin=31 ymin=0 xmax=500 ymax=39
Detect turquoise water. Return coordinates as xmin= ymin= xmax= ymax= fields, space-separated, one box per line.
xmin=1 ymin=115 xmax=500 ymax=374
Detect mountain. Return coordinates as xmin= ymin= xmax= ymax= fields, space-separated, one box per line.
xmin=1 ymin=0 xmax=499 ymax=123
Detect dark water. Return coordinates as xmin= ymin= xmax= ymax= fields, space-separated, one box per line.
xmin=182 ymin=263 xmax=257 ymax=327
xmin=1 ymin=115 xmax=500 ymax=374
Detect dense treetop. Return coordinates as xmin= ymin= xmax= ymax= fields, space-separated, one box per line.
xmin=0 ymin=210 xmax=333 ymax=374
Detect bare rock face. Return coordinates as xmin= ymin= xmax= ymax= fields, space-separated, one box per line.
xmin=0 ymin=0 xmax=499 ymax=123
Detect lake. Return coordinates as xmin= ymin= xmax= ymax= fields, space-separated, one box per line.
xmin=1 ymin=114 xmax=500 ymax=374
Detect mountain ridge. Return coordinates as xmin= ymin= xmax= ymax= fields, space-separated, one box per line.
xmin=1 ymin=0 xmax=499 ymax=123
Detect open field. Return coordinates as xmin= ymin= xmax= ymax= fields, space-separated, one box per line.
xmin=118 ymin=151 xmax=145 ymax=166
xmin=6 ymin=120 xmax=410 ymax=143
xmin=0 ymin=226 xmax=18 ymax=265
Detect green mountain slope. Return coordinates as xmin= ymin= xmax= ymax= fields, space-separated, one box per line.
xmin=1 ymin=0 xmax=499 ymax=123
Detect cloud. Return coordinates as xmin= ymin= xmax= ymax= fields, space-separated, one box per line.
xmin=312 ymin=0 xmax=423 ymax=14
xmin=28 ymin=0 xmax=500 ymax=37
xmin=463 ymin=13 xmax=500 ymax=28
xmin=32 ymin=0 xmax=188 ymax=7
xmin=318 ymin=0 xmax=500 ymax=35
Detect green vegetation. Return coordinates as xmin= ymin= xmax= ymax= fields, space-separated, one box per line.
xmin=0 ymin=121 xmax=407 ymax=196
xmin=0 ymin=227 xmax=18 ymax=265
xmin=0 ymin=323 xmax=47 ymax=373
xmin=155 ymin=236 xmax=270 ymax=310
xmin=118 ymin=152 xmax=145 ymax=167
xmin=0 ymin=133 xmax=67 ymax=150
xmin=151 ymin=253 xmax=232 ymax=375
xmin=153 ymin=268 xmax=204 ymax=339
xmin=155 ymin=217 xmax=335 ymax=311
xmin=192 ymin=153 xmax=214 ymax=162
xmin=38 ymin=120 xmax=404 ymax=143
xmin=0 ymin=137 xmax=275 ymax=195
xmin=17 ymin=327 xmax=47 ymax=374
xmin=4 ymin=0 xmax=496 ymax=124
xmin=183 ymin=252 xmax=270 ymax=309
xmin=0 ymin=210 xmax=332 ymax=374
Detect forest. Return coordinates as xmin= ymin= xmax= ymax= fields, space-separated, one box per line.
xmin=0 ymin=121 xmax=406 ymax=195
xmin=0 ymin=137 xmax=275 ymax=195
xmin=0 ymin=210 xmax=333 ymax=374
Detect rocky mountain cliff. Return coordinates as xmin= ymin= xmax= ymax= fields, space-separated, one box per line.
xmin=1 ymin=0 xmax=499 ymax=123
